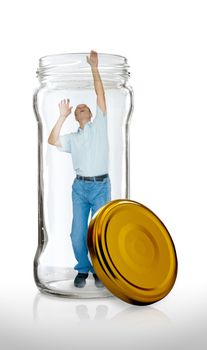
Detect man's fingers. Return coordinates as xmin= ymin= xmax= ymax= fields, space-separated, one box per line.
xmin=60 ymin=98 xmax=70 ymax=104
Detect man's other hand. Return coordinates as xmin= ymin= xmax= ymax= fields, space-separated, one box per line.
xmin=58 ymin=99 xmax=73 ymax=118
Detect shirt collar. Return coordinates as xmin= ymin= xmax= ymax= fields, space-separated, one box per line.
xmin=77 ymin=121 xmax=92 ymax=133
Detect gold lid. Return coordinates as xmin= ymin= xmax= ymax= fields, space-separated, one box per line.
xmin=87 ymin=199 xmax=178 ymax=305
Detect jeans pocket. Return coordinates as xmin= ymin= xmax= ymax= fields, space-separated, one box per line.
xmin=102 ymin=178 xmax=111 ymax=194
xmin=104 ymin=177 xmax=111 ymax=187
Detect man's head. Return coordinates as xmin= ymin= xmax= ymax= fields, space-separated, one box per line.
xmin=74 ymin=104 xmax=92 ymax=124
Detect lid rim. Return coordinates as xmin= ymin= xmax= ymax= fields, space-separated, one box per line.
xmin=87 ymin=199 xmax=178 ymax=305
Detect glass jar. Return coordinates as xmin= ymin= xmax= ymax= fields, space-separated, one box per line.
xmin=33 ymin=52 xmax=133 ymax=298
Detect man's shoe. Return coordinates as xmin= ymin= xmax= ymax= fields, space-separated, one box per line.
xmin=74 ymin=272 xmax=89 ymax=288
xmin=93 ymin=273 xmax=105 ymax=288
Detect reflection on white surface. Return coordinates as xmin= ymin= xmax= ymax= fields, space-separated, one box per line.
xmin=0 ymin=281 xmax=207 ymax=350
xmin=31 ymin=291 xmax=174 ymax=350
xmin=33 ymin=291 xmax=171 ymax=331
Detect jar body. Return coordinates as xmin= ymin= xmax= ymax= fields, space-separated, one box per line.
xmin=33 ymin=53 xmax=133 ymax=298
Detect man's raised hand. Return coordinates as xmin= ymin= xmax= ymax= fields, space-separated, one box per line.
xmin=58 ymin=99 xmax=73 ymax=119
xmin=86 ymin=50 xmax=98 ymax=68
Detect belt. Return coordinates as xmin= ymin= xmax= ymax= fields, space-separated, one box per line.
xmin=76 ymin=173 xmax=108 ymax=181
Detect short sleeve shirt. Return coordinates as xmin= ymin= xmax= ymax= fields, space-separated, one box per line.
xmin=57 ymin=104 xmax=109 ymax=176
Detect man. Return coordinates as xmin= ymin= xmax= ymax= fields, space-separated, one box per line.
xmin=48 ymin=50 xmax=111 ymax=288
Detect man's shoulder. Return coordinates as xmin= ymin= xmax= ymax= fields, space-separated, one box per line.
xmin=96 ymin=103 xmax=107 ymax=115
xmin=65 ymin=131 xmax=77 ymax=137
xmin=59 ymin=132 xmax=76 ymax=144
xmin=93 ymin=104 xmax=107 ymax=124
xmin=60 ymin=132 xmax=73 ymax=138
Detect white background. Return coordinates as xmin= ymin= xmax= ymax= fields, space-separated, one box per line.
xmin=0 ymin=0 xmax=207 ymax=349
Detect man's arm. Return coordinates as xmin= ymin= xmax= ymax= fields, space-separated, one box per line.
xmin=48 ymin=99 xmax=73 ymax=146
xmin=87 ymin=50 xmax=106 ymax=113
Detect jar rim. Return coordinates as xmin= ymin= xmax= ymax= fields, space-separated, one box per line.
xmin=40 ymin=52 xmax=127 ymax=61
xmin=36 ymin=52 xmax=130 ymax=85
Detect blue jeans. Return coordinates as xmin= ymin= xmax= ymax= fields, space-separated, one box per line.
xmin=70 ymin=176 xmax=111 ymax=274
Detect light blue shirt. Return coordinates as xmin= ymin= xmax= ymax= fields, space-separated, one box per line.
xmin=57 ymin=104 xmax=109 ymax=176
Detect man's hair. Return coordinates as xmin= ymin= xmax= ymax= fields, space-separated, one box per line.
xmin=75 ymin=106 xmax=92 ymax=118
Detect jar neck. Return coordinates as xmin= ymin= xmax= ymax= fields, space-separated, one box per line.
xmin=36 ymin=53 xmax=130 ymax=88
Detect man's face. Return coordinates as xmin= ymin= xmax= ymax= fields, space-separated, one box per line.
xmin=74 ymin=104 xmax=92 ymax=122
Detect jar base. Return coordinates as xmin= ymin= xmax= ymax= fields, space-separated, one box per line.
xmin=36 ymin=276 xmax=114 ymax=299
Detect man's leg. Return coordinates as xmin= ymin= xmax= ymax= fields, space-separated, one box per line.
xmin=90 ymin=177 xmax=111 ymax=219
xmin=70 ymin=179 xmax=93 ymax=274
xmin=89 ymin=176 xmax=111 ymax=278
